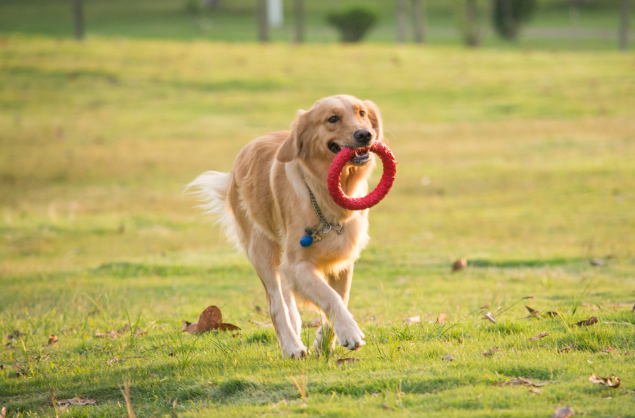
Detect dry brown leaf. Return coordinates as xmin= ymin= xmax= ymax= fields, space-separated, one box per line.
xmin=216 ymin=323 xmax=240 ymax=331
xmin=544 ymin=311 xmax=559 ymax=318
xmin=336 ymin=358 xmax=359 ymax=366
xmin=183 ymin=322 xmax=198 ymax=334
xmin=601 ymin=346 xmax=616 ymax=353
xmin=528 ymin=333 xmax=550 ymax=341
xmin=481 ymin=347 xmax=499 ymax=357
xmin=575 ymin=317 xmax=598 ymax=327
xmin=559 ymin=343 xmax=576 ymax=353
xmin=47 ymin=334 xmax=58 ymax=345
xmin=442 ymin=354 xmax=454 ymax=361
xmin=525 ymin=305 xmax=540 ymax=317
xmin=494 ymin=377 xmax=550 ymax=387
xmin=6 ymin=330 xmax=25 ymax=341
xmin=168 ymin=353 xmax=176 ymax=357
xmin=452 ymin=258 xmax=467 ymax=272
xmin=403 ymin=315 xmax=421 ymax=325
xmin=589 ymin=373 xmax=620 ymax=388
xmin=197 ymin=306 xmax=223 ymax=333
xmin=529 ymin=387 xmax=541 ymax=395
xmin=381 ymin=404 xmax=396 ymax=411
xmin=552 ymin=406 xmax=574 ymax=418
xmin=94 ymin=330 xmax=121 ymax=339
xmin=57 ymin=397 xmax=97 ymax=407
xmin=437 ymin=313 xmax=447 ymax=324
xmin=482 ymin=312 xmax=496 ymax=323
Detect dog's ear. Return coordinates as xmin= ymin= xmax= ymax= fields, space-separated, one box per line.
xmin=277 ymin=110 xmax=312 ymax=163
xmin=364 ymin=100 xmax=383 ymax=141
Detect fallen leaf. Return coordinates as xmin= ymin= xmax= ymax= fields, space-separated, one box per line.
xmin=47 ymin=335 xmax=58 ymax=345
xmin=381 ymin=404 xmax=396 ymax=411
xmin=197 ymin=306 xmax=223 ymax=333
xmin=442 ymin=354 xmax=454 ymax=361
xmin=601 ymin=346 xmax=616 ymax=353
xmin=482 ymin=312 xmax=496 ymax=323
xmin=590 ymin=258 xmax=605 ymax=266
xmin=94 ymin=330 xmax=121 ymax=339
xmin=7 ymin=330 xmax=25 ymax=341
xmin=559 ymin=343 xmax=576 ymax=353
xmin=183 ymin=322 xmax=198 ymax=334
xmin=336 ymin=358 xmax=359 ymax=366
xmin=528 ymin=333 xmax=550 ymax=341
xmin=575 ymin=317 xmax=598 ymax=327
xmin=57 ymin=397 xmax=97 ymax=407
xmin=481 ymin=347 xmax=499 ymax=357
xmin=529 ymin=387 xmax=541 ymax=395
xmin=403 ymin=315 xmax=420 ymax=325
xmin=525 ymin=305 xmax=540 ymax=317
xmin=168 ymin=353 xmax=176 ymax=357
xmin=589 ymin=373 xmax=620 ymax=388
xmin=437 ymin=313 xmax=447 ymax=324
xmin=452 ymin=258 xmax=467 ymax=272
xmin=552 ymin=406 xmax=574 ymax=418
xmin=493 ymin=377 xmax=550 ymax=387
xmin=106 ymin=356 xmax=145 ymax=365
xmin=544 ymin=311 xmax=559 ymax=318
xmin=303 ymin=318 xmax=322 ymax=328
xmin=215 ymin=323 xmax=240 ymax=331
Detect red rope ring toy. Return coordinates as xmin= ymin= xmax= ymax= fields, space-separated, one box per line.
xmin=327 ymin=141 xmax=397 ymax=210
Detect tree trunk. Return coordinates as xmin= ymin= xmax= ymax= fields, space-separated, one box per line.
xmin=501 ymin=0 xmax=516 ymax=40
xmin=465 ymin=0 xmax=479 ymax=47
xmin=258 ymin=0 xmax=269 ymax=43
xmin=397 ymin=0 xmax=407 ymax=44
xmin=73 ymin=0 xmax=84 ymax=40
xmin=620 ymin=0 xmax=631 ymax=51
xmin=412 ymin=0 xmax=426 ymax=43
xmin=294 ymin=0 xmax=304 ymax=43
xmin=570 ymin=0 xmax=580 ymax=47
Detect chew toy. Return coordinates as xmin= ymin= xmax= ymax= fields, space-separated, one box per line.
xmin=327 ymin=142 xmax=397 ymax=211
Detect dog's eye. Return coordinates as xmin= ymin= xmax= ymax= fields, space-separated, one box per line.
xmin=359 ymin=110 xmax=365 ymax=117
xmin=328 ymin=116 xmax=339 ymax=123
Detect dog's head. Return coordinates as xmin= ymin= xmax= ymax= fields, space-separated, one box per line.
xmin=276 ymin=95 xmax=383 ymax=174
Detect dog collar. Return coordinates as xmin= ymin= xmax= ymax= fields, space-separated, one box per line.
xmin=300 ymin=184 xmax=343 ymax=248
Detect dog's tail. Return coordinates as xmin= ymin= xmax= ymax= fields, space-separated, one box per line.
xmin=185 ymin=171 xmax=245 ymax=252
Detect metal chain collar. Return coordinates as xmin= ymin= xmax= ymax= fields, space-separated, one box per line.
xmin=306 ymin=183 xmax=344 ymax=235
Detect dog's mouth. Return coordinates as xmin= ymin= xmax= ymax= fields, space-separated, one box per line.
xmin=328 ymin=142 xmax=372 ymax=165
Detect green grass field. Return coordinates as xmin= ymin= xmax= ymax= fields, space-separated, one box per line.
xmin=1 ymin=35 xmax=635 ymax=416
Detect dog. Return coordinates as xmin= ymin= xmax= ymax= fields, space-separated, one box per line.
xmin=188 ymin=95 xmax=383 ymax=358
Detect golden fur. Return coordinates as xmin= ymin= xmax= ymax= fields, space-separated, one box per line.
xmin=189 ymin=95 xmax=383 ymax=357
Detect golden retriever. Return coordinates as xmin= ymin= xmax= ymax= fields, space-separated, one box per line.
xmin=189 ymin=95 xmax=383 ymax=358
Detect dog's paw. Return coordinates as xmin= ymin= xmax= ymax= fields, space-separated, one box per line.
xmin=282 ymin=342 xmax=308 ymax=359
xmin=334 ymin=319 xmax=365 ymax=351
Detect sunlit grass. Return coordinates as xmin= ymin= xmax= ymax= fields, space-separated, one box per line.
xmin=0 ymin=36 xmax=634 ymax=416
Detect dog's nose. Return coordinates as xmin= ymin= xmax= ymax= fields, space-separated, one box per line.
xmin=353 ymin=129 xmax=372 ymax=145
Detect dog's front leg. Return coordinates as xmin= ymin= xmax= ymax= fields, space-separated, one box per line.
xmin=314 ymin=265 xmax=354 ymax=352
xmin=248 ymin=234 xmax=307 ymax=358
xmin=282 ymin=261 xmax=365 ymax=351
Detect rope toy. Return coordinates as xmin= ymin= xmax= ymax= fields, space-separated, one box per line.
xmin=327 ymin=141 xmax=397 ymax=211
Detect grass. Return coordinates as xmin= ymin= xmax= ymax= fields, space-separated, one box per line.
xmin=0 ymin=0 xmax=634 ymax=49
xmin=1 ymin=35 xmax=635 ymax=416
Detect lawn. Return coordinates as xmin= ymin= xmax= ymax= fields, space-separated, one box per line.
xmin=1 ymin=35 xmax=635 ymax=417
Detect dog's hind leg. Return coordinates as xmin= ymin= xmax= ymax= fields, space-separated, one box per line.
xmin=249 ymin=229 xmax=307 ymax=358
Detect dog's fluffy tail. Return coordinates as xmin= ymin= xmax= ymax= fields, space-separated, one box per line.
xmin=186 ymin=171 xmax=245 ymax=252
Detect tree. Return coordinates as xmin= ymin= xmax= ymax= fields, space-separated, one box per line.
xmin=258 ymin=0 xmax=269 ymax=42
xmin=73 ymin=0 xmax=84 ymax=40
xmin=412 ymin=0 xmax=426 ymax=44
xmin=327 ymin=7 xmax=378 ymax=43
xmin=464 ymin=0 xmax=479 ymax=47
xmin=295 ymin=0 xmax=304 ymax=43
xmin=620 ymin=0 xmax=631 ymax=51
xmin=492 ymin=0 xmax=536 ymax=40
xmin=397 ymin=0 xmax=407 ymax=43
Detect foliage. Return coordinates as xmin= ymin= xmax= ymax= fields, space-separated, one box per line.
xmin=326 ymin=6 xmax=378 ymax=42
xmin=492 ymin=0 xmax=537 ymax=40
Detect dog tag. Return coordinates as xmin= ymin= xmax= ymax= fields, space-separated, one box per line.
xmin=300 ymin=235 xmax=313 ymax=247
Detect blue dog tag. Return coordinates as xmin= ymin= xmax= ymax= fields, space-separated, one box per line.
xmin=300 ymin=235 xmax=313 ymax=247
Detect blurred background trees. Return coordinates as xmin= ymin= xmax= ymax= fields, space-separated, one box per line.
xmin=2 ymin=0 xmax=630 ymax=50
